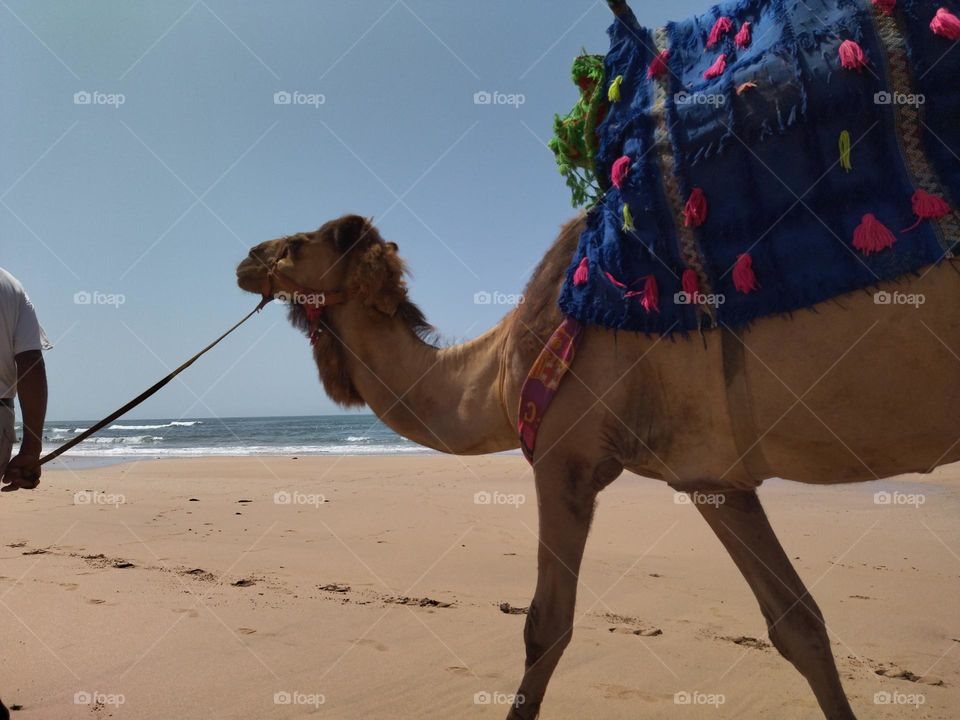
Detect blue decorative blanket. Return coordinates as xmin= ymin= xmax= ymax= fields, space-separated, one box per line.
xmin=558 ymin=0 xmax=960 ymax=334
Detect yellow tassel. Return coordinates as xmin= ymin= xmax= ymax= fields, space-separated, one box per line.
xmin=608 ymin=75 xmax=624 ymax=102
xmin=622 ymin=203 xmax=635 ymax=231
xmin=839 ymin=130 xmax=852 ymax=172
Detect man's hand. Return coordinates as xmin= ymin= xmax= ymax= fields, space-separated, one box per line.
xmin=1 ymin=452 xmax=41 ymax=492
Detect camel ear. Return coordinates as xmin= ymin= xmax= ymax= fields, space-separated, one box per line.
xmin=348 ymin=243 xmax=405 ymax=316
xmin=333 ymin=215 xmax=369 ymax=252
xmin=386 ymin=242 xmax=399 ymax=253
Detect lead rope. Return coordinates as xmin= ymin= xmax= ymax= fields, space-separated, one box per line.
xmin=19 ymin=297 xmax=271 ymax=481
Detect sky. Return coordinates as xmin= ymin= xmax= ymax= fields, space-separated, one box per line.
xmin=1 ymin=0 xmax=703 ymax=420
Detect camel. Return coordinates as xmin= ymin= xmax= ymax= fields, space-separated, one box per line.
xmin=236 ymin=212 xmax=960 ymax=719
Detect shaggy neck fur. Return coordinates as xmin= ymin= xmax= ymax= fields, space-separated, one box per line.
xmin=304 ymin=303 xmax=516 ymax=455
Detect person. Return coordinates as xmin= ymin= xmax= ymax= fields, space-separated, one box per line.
xmin=0 ymin=267 xmax=49 ymax=492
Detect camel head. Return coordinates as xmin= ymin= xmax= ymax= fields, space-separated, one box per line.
xmin=236 ymin=214 xmax=431 ymax=406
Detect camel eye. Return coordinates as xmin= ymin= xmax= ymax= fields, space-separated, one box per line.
xmin=277 ymin=238 xmax=304 ymax=261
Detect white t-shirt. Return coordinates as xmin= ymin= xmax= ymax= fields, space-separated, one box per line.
xmin=0 ymin=267 xmax=51 ymax=399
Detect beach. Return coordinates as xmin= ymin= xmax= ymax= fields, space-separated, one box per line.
xmin=1 ymin=455 xmax=958 ymax=719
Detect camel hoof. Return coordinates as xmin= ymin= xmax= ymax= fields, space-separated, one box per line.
xmin=505 ymin=705 xmax=538 ymax=720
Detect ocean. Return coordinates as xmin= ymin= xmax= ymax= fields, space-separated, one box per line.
xmin=30 ymin=415 xmax=427 ymax=460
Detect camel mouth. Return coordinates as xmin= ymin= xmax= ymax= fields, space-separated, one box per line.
xmin=235 ymin=256 xmax=270 ymax=295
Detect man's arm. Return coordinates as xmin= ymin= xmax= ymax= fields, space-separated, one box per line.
xmin=16 ymin=349 xmax=47 ymax=454
xmin=1 ymin=350 xmax=47 ymax=491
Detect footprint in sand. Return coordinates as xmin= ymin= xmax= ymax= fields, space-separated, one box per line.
xmin=590 ymin=683 xmax=658 ymax=702
xmin=355 ymin=639 xmax=388 ymax=652
xmin=238 ymin=627 xmax=257 ymax=635
xmin=181 ymin=568 xmax=215 ymax=582
xmin=87 ymin=598 xmax=106 ymax=605
xmin=608 ymin=625 xmax=663 ymax=637
xmin=59 ymin=582 xmax=79 ymax=591
xmin=174 ymin=608 xmax=200 ymax=618
xmin=723 ymin=635 xmax=770 ymax=650
xmin=875 ymin=665 xmax=944 ymax=685
xmin=498 ymin=602 xmax=528 ymax=615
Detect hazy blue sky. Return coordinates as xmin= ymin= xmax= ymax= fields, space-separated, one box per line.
xmin=2 ymin=0 xmax=700 ymax=420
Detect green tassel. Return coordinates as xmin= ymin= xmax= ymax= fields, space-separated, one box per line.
xmin=608 ymin=75 xmax=624 ymax=102
xmin=622 ymin=203 xmax=635 ymax=231
xmin=839 ymin=130 xmax=852 ymax=172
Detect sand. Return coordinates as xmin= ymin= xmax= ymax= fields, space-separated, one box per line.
xmin=0 ymin=455 xmax=958 ymax=719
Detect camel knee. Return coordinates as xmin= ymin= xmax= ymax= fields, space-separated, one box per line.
xmin=766 ymin=601 xmax=830 ymax=670
xmin=523 ymin=601 xmax=573 ymax=668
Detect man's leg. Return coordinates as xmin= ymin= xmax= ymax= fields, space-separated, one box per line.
xmin=0 ymin=403 xmax=14 ymax=479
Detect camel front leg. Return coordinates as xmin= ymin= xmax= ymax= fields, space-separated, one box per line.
xmin=506 ymin=458 xmax=600 ymax=720
xmin=692 ymin=488 xmax=856 ymax=720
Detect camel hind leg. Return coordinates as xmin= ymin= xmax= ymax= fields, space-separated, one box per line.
xmin=692 ymin=488 xmax=856 ymax=719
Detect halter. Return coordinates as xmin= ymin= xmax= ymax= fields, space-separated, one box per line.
xmin=261 ymin=241 xmax=349 ymax=345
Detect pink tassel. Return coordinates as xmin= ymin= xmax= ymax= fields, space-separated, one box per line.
xmin=684 ymin=187 xmax=708 ymax=227
xmin=707 ymin=17 xmax=734 ymax=48
xmin=901 ymin=189 xmax=952 ymax=231
xmin=930 ymin=7 xmax=960 ymax=39
xmin=853 ymin=214 xmax=897 ymax=255
xmin=605 ymin=272 xmax=627 ymax=289
xmin=626 ymin=276 xmax=661 ymax=313
xmin=647 ymin=49 xmax=669 ymax=79
xmin=732 ymin=253 xmax=759 ymax=294
xmin=704 ymin=53 xmax=727 ymax=79
xmin=641 ymin=275 xmax=660 ymax=313
xmin=735 ymin=21 xmax=752 ymax=48
xmin=573 ymin=257 xmax=589 ymax=286
xmin=611 ymin=155 xmax=631 ymax=189
xmin=839 ymin=40 xmax=868 ymax=71
xmin=872 ymin=0 xmax=896 ymax=15
xmin=681 ymin=268 xmax=700 ymax=300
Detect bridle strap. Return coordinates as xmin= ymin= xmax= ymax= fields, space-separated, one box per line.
xmin=263 ymin=257 xmax=348 ymax=344
xmin=263 ymin=268 xmax=348 ymax=310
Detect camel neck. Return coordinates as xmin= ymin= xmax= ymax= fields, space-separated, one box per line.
xmin=330 ymin=305 xmax=518 ymax=455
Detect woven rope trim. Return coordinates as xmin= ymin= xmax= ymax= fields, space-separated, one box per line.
xmin=650 ymin=27 xmax=717 ymax=316
xmin=873 ymin=7 xmax=959 ymax=255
